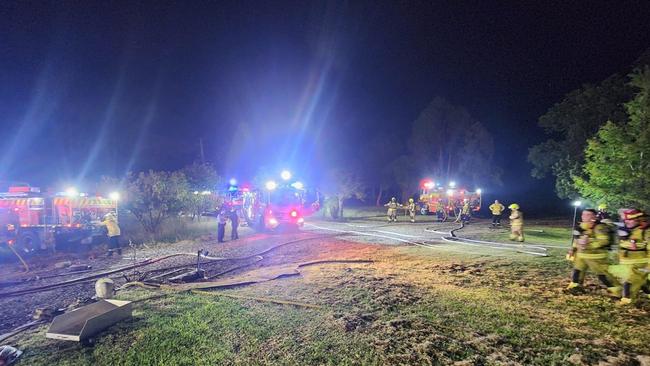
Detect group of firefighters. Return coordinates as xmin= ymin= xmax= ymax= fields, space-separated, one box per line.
xmin=384 ymin=197 xmax=476 ymax=224
xmin=384 ymin=198 xmax=523 ymax=242
xmin=567 ymin=206 xmax=650 ymax=305
xmin=385 ymin=195 xmax=650 ymax=305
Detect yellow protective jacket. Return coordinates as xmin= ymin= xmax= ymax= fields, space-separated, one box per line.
xmin=407 ymin=202 xmax=416 ymax=212
xmin=618 ymin=226 xmax=649 ymax=266
xmin=100 ymin=217 xmax=121 ymax=237
xmin=385 ymin=201 xmax=400 ymax=210
xmin=572 ymin=223 xmax=611 ymax=258
xmin=461 ymin=203 xmax=471 ymax=215
xmin=509 ymin=210 xmax=523 ymax=227
xmin=489 ymin=203 xmax=505 ymax=215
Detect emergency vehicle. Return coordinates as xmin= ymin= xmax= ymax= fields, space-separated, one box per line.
xmin=0 ymin=185 xmax=117 ymax=253
xmin=222 ymin=173 xmax=307 ymax=230
xmin=418 ymin=180 xmax=482 ymax=221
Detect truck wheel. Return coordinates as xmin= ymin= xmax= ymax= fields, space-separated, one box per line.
xmin=420 ymin=207 xmax=428 ymax=215
xmin=16 ymin=231 xmax=41 ymax=253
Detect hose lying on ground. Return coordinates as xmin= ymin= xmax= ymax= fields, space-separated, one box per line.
xmin=8 ymin=245 xmax=30 ymax=272
xmin=0 ymin=234 xmax=340 ymax=299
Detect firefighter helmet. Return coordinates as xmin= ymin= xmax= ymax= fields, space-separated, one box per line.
xmin=391 ymin=197 xmax=396 ymax=202
xmin=508 ymin=203 xmax=520 ymax=210
xmin=622 ymin=209 xmax=646 ymax=220
xmin=409 ymin=198 xmax=414 ymax=203
xmin=598 ymin=203 xmax=607 ymax=211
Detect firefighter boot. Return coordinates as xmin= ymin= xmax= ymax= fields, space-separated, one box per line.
xmin=619 ymin=282 xmax=633 ymax=305
xmin=566 ymin=269 xmax=582 ymax=291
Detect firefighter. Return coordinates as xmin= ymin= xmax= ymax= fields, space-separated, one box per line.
xmin=217 ymin=206 xmax=228 ymax=243
xmin=610 ymin=209 xmax=649 ymax=304
xmin=229 ymin=205 xmax=239 ymax=240
xmin=407 ymin=198 xmax=416 ymax=223
xmin=566 ymin=209 xmax=619 ymax=293
xmin=489 ymin=200 xmax=505 ymax=227
xmin=435 ymin=199 xmax=445 ymax=222
xmin=99 ymin=212 xmax=121 ymax=256
xmin=596 ymin=203 xmax=612 ymax=223
xmin=384 ymin=197 xmax=401 ymax=222
xmin=460 ymin=199 xmax=471 ymax=224
xmin=508 ymin=204 xmax=524 ymax=242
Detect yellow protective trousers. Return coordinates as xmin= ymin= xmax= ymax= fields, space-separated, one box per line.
xmin=510 ymin=225 xmax=524 ymax=242
xmin=572 ymin=251 xmax=617 ymax=287
xmin=610 ymin=251 xmax=648 ymax=299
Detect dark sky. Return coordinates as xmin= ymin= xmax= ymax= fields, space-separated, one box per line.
xmin=1 ymin=1 xmax=650 ymax=209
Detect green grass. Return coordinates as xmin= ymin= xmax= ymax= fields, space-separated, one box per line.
xmin=476 ymin=225 xmax=573 ymax=246
xmin=10 ymin=221 xmax=650 ymax=365
xmin=16 ymin=292 xmax=378 ymax=366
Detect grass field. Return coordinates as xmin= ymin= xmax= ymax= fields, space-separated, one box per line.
xmin=8 ymin=218 xmax=650 ymax=365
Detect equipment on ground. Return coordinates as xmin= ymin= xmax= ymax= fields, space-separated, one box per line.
xmin=46 ymin=299 xmax=132 ymax=343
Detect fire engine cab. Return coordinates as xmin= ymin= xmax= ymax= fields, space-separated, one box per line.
xmin=0 ymin=185 xmax=117 ymax=253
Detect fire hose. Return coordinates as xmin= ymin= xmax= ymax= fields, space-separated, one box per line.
xmin=0 ymin=234 xmax=340 ymax=299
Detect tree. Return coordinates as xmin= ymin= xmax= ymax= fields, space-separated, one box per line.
xmin=359 ymin=134 xmax=398 ymax=206
xmin=408 ymin=97 xmax=500 ymax=187
xmin=574 ymin=67 xmax=650 ymax=210
xmin=387 ymin=155 xmax=418 ymax=203
xmin=123 ymin=170 xmax=190 ymax=235
xmin=181 ymin=162 xmax=223 ymax=220
xmin=322 ymin=168 xmax=365 ymax=219
xmin=529 ymin=74 xmax=632 ymax=198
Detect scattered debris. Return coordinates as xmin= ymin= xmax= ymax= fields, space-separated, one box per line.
xmin=54 ymin=261 xmax=72 ymax=269
xmin=168 ymin=269 xmax=206 ymax=283
xmin=68 ymin=264 xmax=92 ymax=272
xmin=32 ymin=307 xmax=64 ymax=321
xmin=95 ymin=278 xmax=115 ymax=299
xmin=46 ymin=299 xmax=132 ymax=342
xmin=0 ymin=345 xmax=22 ymax=365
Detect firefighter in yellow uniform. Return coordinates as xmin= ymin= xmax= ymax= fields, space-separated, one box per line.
xmin=566 ymin=209 xmax=618 ymax=293
xmin=99 ymin=212 xmax=122 ymax=256
xmin=407 ymin=198 xmax=416 ymax=223
xmin=384 ymin=197 xmax=401 ymax=222
xmin=611 ymin=209 xmax=649 ymax=304
xmin=508 ymin=204 xmax=524 ymax=242
xmin=489 ymin=200 xmax=505 ymax=227
xmin=435 ymin=199 xmax=445 ymax=222
xmin=460 ymin=199 xmax=471 ymax=223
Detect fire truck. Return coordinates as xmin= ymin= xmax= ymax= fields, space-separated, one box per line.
xmin=0 ymin=185 xmax=117 ymax=253
xmin=418 ymin=180 xmax=482 ymax=221
xmin=222 ymin=174 xmax=308 ymax=230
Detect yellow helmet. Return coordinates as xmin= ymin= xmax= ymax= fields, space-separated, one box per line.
xmin=508 ymin=203 xmax=519 ymax=210
xmin=598 ymin=203 xmax=607 ymax=211
xmin=409 ymin=198 xmax=414 ymax=203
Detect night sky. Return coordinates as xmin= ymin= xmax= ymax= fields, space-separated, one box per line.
xmin=1 ymin=1 xmax=650 ymax=211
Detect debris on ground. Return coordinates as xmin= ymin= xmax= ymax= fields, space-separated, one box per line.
xmin=0 ymin=345 xmax=22 ymax=365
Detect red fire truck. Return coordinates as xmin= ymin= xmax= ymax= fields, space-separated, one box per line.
xmin=0 ymin=185 xmax=117 ymax=253
xmin=418 ymin=180 xmax=482 ymax=221
xmin=222 ymin=177 xmax=307 ymax=231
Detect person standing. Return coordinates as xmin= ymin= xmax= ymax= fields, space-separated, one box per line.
xmin=229 ymin=206 xmax=239 ymax=240
xmin=489 ymin=200 xmax=505 ymax=227
xmin=508 ymin=204 xmax=524 ymax=242
xmin=566 ymin=209 xmax=618 ymax=294
xmin=407 ymin=198 xmax=416 ymax=223
xmin=384 ymin=197 xmax=401 ymax=222
xmin=217 ymin=207 xmax=228 ymax=243
xmin=435 ymin=199 xmax=445 ymax=222
xmin=460 ymin=199 xmax=471 ymax=224
xmin=99 ymin=212 xmax=121 ymax=256
xmin=612 ymin=209 xmax=649 ymax=304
